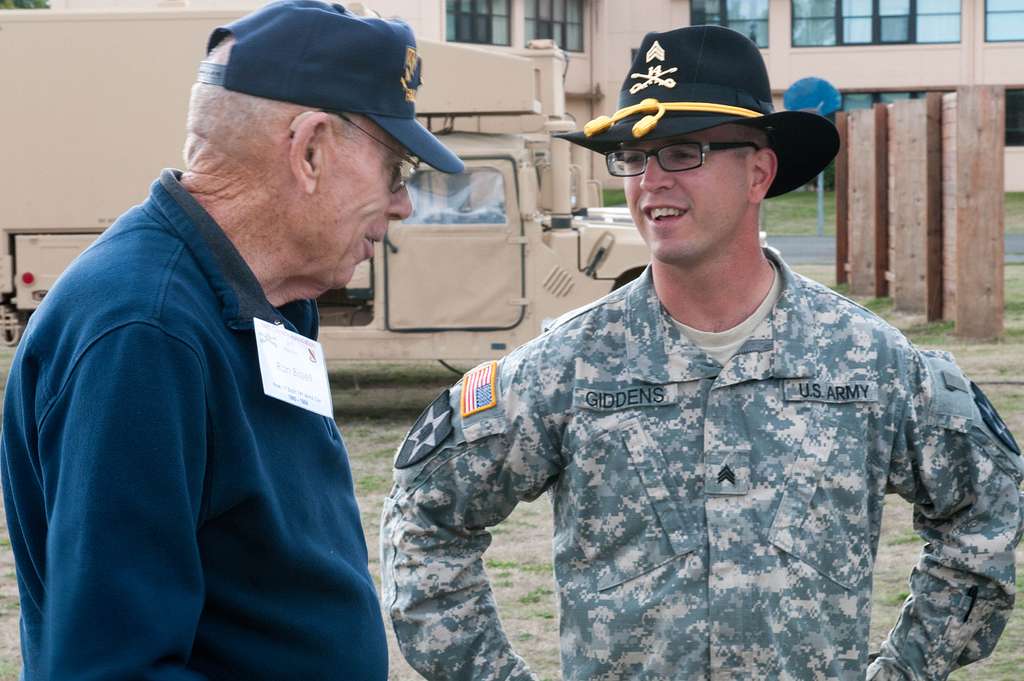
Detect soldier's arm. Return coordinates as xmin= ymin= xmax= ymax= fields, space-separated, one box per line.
xmin=868 ymin=350 xmax=1024 ymax=681
xmin=381 ymin=356 xmax=564 ymax=681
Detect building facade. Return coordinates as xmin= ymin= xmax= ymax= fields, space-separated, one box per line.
xmin=41 ymin=0 xmax=1024 ymax=190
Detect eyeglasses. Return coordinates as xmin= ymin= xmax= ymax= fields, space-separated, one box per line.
xmin=330 ymin=112 xmax=421 ymax=193
xmin=605 ymin=141 xmax=761 ymax=177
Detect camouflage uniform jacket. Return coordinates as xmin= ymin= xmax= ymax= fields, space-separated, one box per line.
xmin=381 ymin=253 xmax=1024 ymax=681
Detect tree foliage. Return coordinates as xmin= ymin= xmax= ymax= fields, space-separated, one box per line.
xmin=1 ymin=0 xmax=50 ymax=8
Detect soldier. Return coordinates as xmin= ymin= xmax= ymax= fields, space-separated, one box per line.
xmin=381 ymin=25 xmax=1023 ymax=681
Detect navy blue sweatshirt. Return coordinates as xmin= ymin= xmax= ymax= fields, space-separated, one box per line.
xmin=1 ymin=171 xmax=387 ymax=680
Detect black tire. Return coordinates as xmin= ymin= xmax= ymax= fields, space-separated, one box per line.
xmin=611 ymin=267 xmax=645 ymax=291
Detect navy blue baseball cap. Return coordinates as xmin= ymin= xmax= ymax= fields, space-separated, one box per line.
xmin=197 ymin=0 xmax=463 ymax=173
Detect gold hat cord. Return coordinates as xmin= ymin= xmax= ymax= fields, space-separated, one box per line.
xmin=583 ymin=98 xmax=763 ymax=139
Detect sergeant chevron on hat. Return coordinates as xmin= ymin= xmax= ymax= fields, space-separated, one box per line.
xmin=560 ymin=24 xmax=839 ymax=197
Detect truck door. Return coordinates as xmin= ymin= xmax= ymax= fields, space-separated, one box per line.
xmin=384 ymin=158 xmax=524 ymax=331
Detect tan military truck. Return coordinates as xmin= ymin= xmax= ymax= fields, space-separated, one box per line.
xmin=0 ymin=7 xmax=648 ymax=363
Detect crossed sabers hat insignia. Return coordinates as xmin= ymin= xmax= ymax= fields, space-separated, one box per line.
xmin=630 ymin=40 xmax=677 ymax=95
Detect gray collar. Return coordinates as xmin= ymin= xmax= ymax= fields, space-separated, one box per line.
xmin=624 ymin=250 xmax=818 ymax=384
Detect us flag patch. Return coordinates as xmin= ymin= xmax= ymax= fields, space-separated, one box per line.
xmin=461 ymin=361 xmax=498 ymax=418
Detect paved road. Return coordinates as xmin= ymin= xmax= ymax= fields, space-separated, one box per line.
xmin=769 ymin=235 xmax=1024 ymax=264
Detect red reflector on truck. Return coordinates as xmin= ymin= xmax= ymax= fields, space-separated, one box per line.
xmin=21 ymin=273 xmax=35 ymax=285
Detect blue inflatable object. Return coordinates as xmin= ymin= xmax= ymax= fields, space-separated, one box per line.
xmin=784 ymin=77 xmax=842 ymax=115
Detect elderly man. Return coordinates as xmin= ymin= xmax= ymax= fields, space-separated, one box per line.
xmin=381 ymin=25 xmax=1023 ymax=681
xmin=1 ymin=2 xmax=461 ymax=678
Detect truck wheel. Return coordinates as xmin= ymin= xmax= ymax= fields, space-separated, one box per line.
xmin=1 ymin=322 xmax=23 ymax=347
xmin=612 ymin=267 xmax=645 ymax=291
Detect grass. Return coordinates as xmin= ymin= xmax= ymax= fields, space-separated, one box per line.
xmin=1008 ymin=192 xmax=1024 ymax=234
xmin=602 ymin=189 xmax=1024 ymax=235
xmin=518 ymin=587 xmax=554 ymax=605
xmin=885 ymin=530 xmax=924 ymax=546
xmin=763 ymin=189 xmax=838 ymax=236
xmin=603 ymin=188 xmax=626 ymax=206
xmin=329 ymin=362 xmax=455 ymax=419
xmin=772 ymin=191 xmax=1024 ymax=235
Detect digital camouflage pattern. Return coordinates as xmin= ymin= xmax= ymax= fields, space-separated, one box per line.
xmin=381 ymin=252 xmax=1024 ymax=681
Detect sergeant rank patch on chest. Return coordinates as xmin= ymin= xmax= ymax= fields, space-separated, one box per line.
xmin=783 ymin=380 xmax=878 ymax=403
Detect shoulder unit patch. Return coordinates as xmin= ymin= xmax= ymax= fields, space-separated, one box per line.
xmin=395 ymin=389 xmax=453 ymax=470
xmin=971 ymin=382 xmax=1021 ymax=456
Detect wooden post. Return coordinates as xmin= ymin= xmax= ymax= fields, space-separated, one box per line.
xmin=873 ymin=103 xmax=889 ymax=298
xmin=942 ymin=93 xmax=958 ymax=321
xmin=925 ymin=93 xmax=943 ymax=321
xmin=886 ymin=95 xmax=942 ymax=317
xmin=954 ymin=86 xmax=1005 ymax=339
xmin=847 ymin=108 xmax=881 ymax=296
xmin=835 ymin=111 xmax=849 ymax=285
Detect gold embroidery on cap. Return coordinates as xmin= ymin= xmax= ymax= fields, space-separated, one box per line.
xmin=629 ymin=64 xmax=678 ymax=94
xmin=400 ymin=47 xmax=419 ymax=103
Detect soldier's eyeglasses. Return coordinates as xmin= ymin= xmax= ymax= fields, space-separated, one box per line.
xmin=331 ymin=112 xmax=420 ymax=193
xmin=605 ymin=141 xmax=761 ymax=177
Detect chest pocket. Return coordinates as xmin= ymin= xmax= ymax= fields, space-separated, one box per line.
xmin=570 ymin=418 xmax=700 ymax=590
xmin=767 ymin=400 xmax=876 ymax=591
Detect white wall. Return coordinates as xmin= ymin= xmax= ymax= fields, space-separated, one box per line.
xmin=1007 ymin=149 xmax=1024 ymax=193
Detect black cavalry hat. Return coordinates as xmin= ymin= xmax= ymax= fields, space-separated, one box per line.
xmin=559 ymin=25 xmax=839 ymax=197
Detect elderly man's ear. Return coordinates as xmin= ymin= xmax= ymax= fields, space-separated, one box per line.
xmin=288 ymin=111 xmax=334 ymax=194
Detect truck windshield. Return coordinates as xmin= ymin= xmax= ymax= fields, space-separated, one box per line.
xmin=403 ymin=166 xmax=507 ymax=225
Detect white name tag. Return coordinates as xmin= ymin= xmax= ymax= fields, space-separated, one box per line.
xmin=253 ymin=317 xmax=333 ymax=418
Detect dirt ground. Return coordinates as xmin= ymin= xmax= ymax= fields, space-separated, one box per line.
xmin=0 ymin=265 xmax=1022 ymax=680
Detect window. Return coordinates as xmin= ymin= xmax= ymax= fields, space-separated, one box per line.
xmin=987 ymin=0 xmax=1024 ymax=41
xmin=446 ymin=0 xmax=510 ymax=46
xmin=792 ymin=0 xmax=960 ymax=45
xmin=844 ymin=0 xmax=874 ymax=43
xmin=527 ymin=0 xmax=584 ymax=51
xmin=691 ymin=1 xmax=770 ymax=47
xmin=918 ymin=0 xmax=961 ymax=42
xmin=793 ymin=0 xmax=839 ymax=45
xmin=877 ymin=91 xmax=915 ymax=103
xmin=1008 ymin=89 xmax=1024 ymax=146
xmin=842 ymin=92 xmax=876 ymax=109
xmin=405 ymin=167 xmax=508 ymax=225
xmin=878 ymin=0 xmax=910 ymax=42
xmin=525 ymin=0 xmax=584 ymax=52
xmin=841 ymin=91 xmax=923 ymax=109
